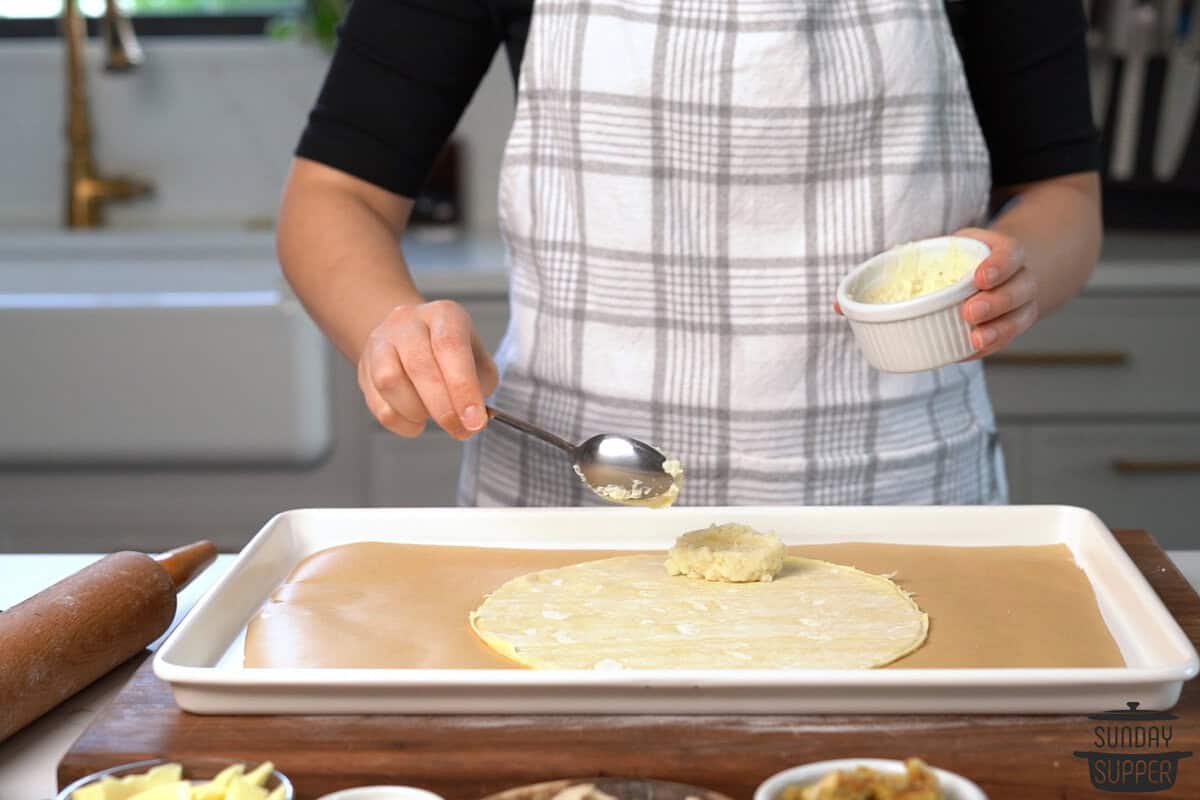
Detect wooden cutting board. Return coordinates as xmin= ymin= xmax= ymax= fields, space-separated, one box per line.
xmin=58 ymin=531 xmax=1200 ymax=800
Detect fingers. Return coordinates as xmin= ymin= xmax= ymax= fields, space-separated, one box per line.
xmin=953 ymin=227 xmax=1025 ymax=291
xmin=358 ymin=350 xmax=424 ymax=437
xmin=960 ymin=266 xmax=1038 ymax=325
xmin=427 ymin=301 xmax=488 ymax=435
xmin=356 ymin=301 xmax=492 ymax=441
xmin=395 ymin=315 xmax=473 ymax=440
xmin=966 ymin=300 xmax=1039 ymax=360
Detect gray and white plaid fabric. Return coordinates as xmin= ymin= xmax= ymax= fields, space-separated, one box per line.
xmin=459 ymin=0 xmax=1007 ymax=507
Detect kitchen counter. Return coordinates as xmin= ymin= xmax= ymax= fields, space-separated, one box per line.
xmin=0 ymin=228 xmax=510 ymax=301
xmin=2 ymin=229 xmax=1194 ymax=301
xmin=2 ymin=547 xmax=1199 ymax=798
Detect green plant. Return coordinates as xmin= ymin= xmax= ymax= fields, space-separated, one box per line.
xmin=269 ymin=0 xmax=347 ymax=51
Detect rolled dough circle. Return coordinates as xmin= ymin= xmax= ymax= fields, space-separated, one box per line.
xmin=469 ymin=555 xmax=928 ymax=670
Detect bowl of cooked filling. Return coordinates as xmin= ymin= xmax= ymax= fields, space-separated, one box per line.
xmin=836 ymin=236 xmax=991 ymax=373
xmin=754 ymin=757 xmax=988 ymax=800
xmin=57 ymin=758 xmax=292 ymax=800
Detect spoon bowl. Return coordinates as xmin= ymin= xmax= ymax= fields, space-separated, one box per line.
xmin=574 ymin=433 xmax=678 ymax=504
xmin=486 ymin=407 xmax=682 ymax=507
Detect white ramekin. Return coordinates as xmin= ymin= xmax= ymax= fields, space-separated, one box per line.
xmin=754 ymin=758 xmax=989 ymax=800
xmin=836 ymin=236 xmax=991 ymax=373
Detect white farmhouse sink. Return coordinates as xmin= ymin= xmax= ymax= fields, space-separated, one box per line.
xmin=0 ymin=230 xmax=330 ymax=464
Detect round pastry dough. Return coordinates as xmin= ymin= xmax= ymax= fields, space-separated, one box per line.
xmin=469 ymin=555 xmax=928 ymax=670
xmin=665 ymin=523 xmax=786 ymax=582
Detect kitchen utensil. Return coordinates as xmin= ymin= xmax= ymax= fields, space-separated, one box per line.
xmin=485 ymin=406 xmax=679 ymax=505
xmin=753 ymin=759 xmax=988 ymax=800
xmin=1154 ymin=2 xmax=1200 ymax=179
xmin=1157 ymin=0 xmax=1183 ymax=42
xmin=1111 ymin=2 xmax=1160 ymax=179
xmin=1099 ymin=0 xmax=1137 ymax=128
xmin=835 ymin=236 xmax=990 ymax=373
xmin=0 ymin=540 xmax=217 ymax=742
xmin=153 ymin=505 xmax=1198 ymax=715
xmin=1088 ymin=0 xmax=1116 ymax=126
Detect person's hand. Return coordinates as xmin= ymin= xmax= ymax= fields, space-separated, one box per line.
xmin=953 ymin=227 xmax=1039 ymax=359
xmin=831 ymin=228 xmax=1039 ymax=360
xmin=357 ymin=300 xmax=499 ymax=440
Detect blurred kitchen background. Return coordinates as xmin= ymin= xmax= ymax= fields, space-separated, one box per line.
xmin=0 ymin=1 xmax=1196 ymax=553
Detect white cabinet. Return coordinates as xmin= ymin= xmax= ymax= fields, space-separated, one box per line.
xmin=367 ymin=429 xmax=463 ymax=507
xmin=984 ymin=296 xmax=1200 ymax=417
xmin=1025 ymin=424 xmax=1200 ymax=549
xmin=986 ymin=279 xmax=1200 ymax=548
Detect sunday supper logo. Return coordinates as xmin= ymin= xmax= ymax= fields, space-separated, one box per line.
xmin=1073 ymin=702 xmax=1192 ymax=792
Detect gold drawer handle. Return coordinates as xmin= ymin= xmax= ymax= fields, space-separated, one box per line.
xmin=1112 ymin=460 xmax=1200 ymax=475
xmin=986 ymin=351 xmax=1130 ymax=366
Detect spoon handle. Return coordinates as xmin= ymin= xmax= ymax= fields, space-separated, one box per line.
xmin=486 ymin=406 xmax=576 ymax=456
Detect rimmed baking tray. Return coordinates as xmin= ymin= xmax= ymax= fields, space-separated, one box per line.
xmin=154 ymin=505 xmax=1198 ymax=715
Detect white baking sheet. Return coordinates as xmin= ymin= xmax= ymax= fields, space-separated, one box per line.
xmin=154 ymin=505 xmax=1198 ymax=715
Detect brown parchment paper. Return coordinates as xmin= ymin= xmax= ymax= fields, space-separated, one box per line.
xmin=244 ymin=541 xmax=1125 ymax=670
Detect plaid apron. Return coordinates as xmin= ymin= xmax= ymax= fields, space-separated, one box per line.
xmin=458 ymin=0 xmax=1006 ymax=507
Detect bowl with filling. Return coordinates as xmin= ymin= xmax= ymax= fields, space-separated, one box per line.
xmin=58 ymin=758 xmax=291 ymax=800
xmin=836 ymin=236 xmax=990 ymax=372
xmin=754 ymin=758 xmax=988 ymax=800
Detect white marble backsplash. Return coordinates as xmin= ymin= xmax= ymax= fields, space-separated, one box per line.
xmin=0 ymin=37 xmax=514 ymax=232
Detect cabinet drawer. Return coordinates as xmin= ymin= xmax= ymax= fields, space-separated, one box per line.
xmin=367 ymin=430 xmax=463 ymax=507
xmin=1028 ymin=423 xmax=1200 ymax=549
xmin=984 ymin=296 xmax=1200 ymax=417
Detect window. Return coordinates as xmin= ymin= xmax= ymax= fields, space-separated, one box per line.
xmin=1 ymin=1 xmax=300 ymax=17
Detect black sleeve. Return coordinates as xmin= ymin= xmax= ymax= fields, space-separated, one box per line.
xmin=295 ymin=0 xmax=501 ymax=198
xmin=949 ymin=0 xmax=1100 ymax=188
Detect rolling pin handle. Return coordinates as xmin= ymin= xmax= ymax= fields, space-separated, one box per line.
xmin=154 ymin=540 xmax=218 ymax=592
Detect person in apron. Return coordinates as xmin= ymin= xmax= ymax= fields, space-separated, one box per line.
xmin=278 ymin=1 xmax=1102 ymax=507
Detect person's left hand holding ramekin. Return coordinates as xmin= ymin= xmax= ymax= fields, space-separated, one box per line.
xmin=953 ymin=227 xmax=1038 ymax=359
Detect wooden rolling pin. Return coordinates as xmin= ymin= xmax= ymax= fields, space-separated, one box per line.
xmin=0 ymin=540 xmax=217 ymax=742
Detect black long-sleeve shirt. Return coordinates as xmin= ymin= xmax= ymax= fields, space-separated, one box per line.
xmin=297 ymin=0 xmax=1099 ymax=199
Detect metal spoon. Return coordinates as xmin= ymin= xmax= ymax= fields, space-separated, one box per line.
xmin=485 ymin=406 xmax=682 ymax=507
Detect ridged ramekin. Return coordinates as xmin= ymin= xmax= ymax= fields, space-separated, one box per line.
xmin=836 ymin=236 xmax=990 ymax=373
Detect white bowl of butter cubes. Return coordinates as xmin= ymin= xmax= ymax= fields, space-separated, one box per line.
xmin=59 ymin=758 xmax=291 ymax=800
xmin=836 ymin=235 xmax=991 ymax=373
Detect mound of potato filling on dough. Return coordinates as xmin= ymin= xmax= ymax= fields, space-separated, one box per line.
xmin=665 ymin=522 xmax=786 ymax=583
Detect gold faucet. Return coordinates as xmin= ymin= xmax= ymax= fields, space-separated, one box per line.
xmin=63 ymin=0 xmax=153 ymax=228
